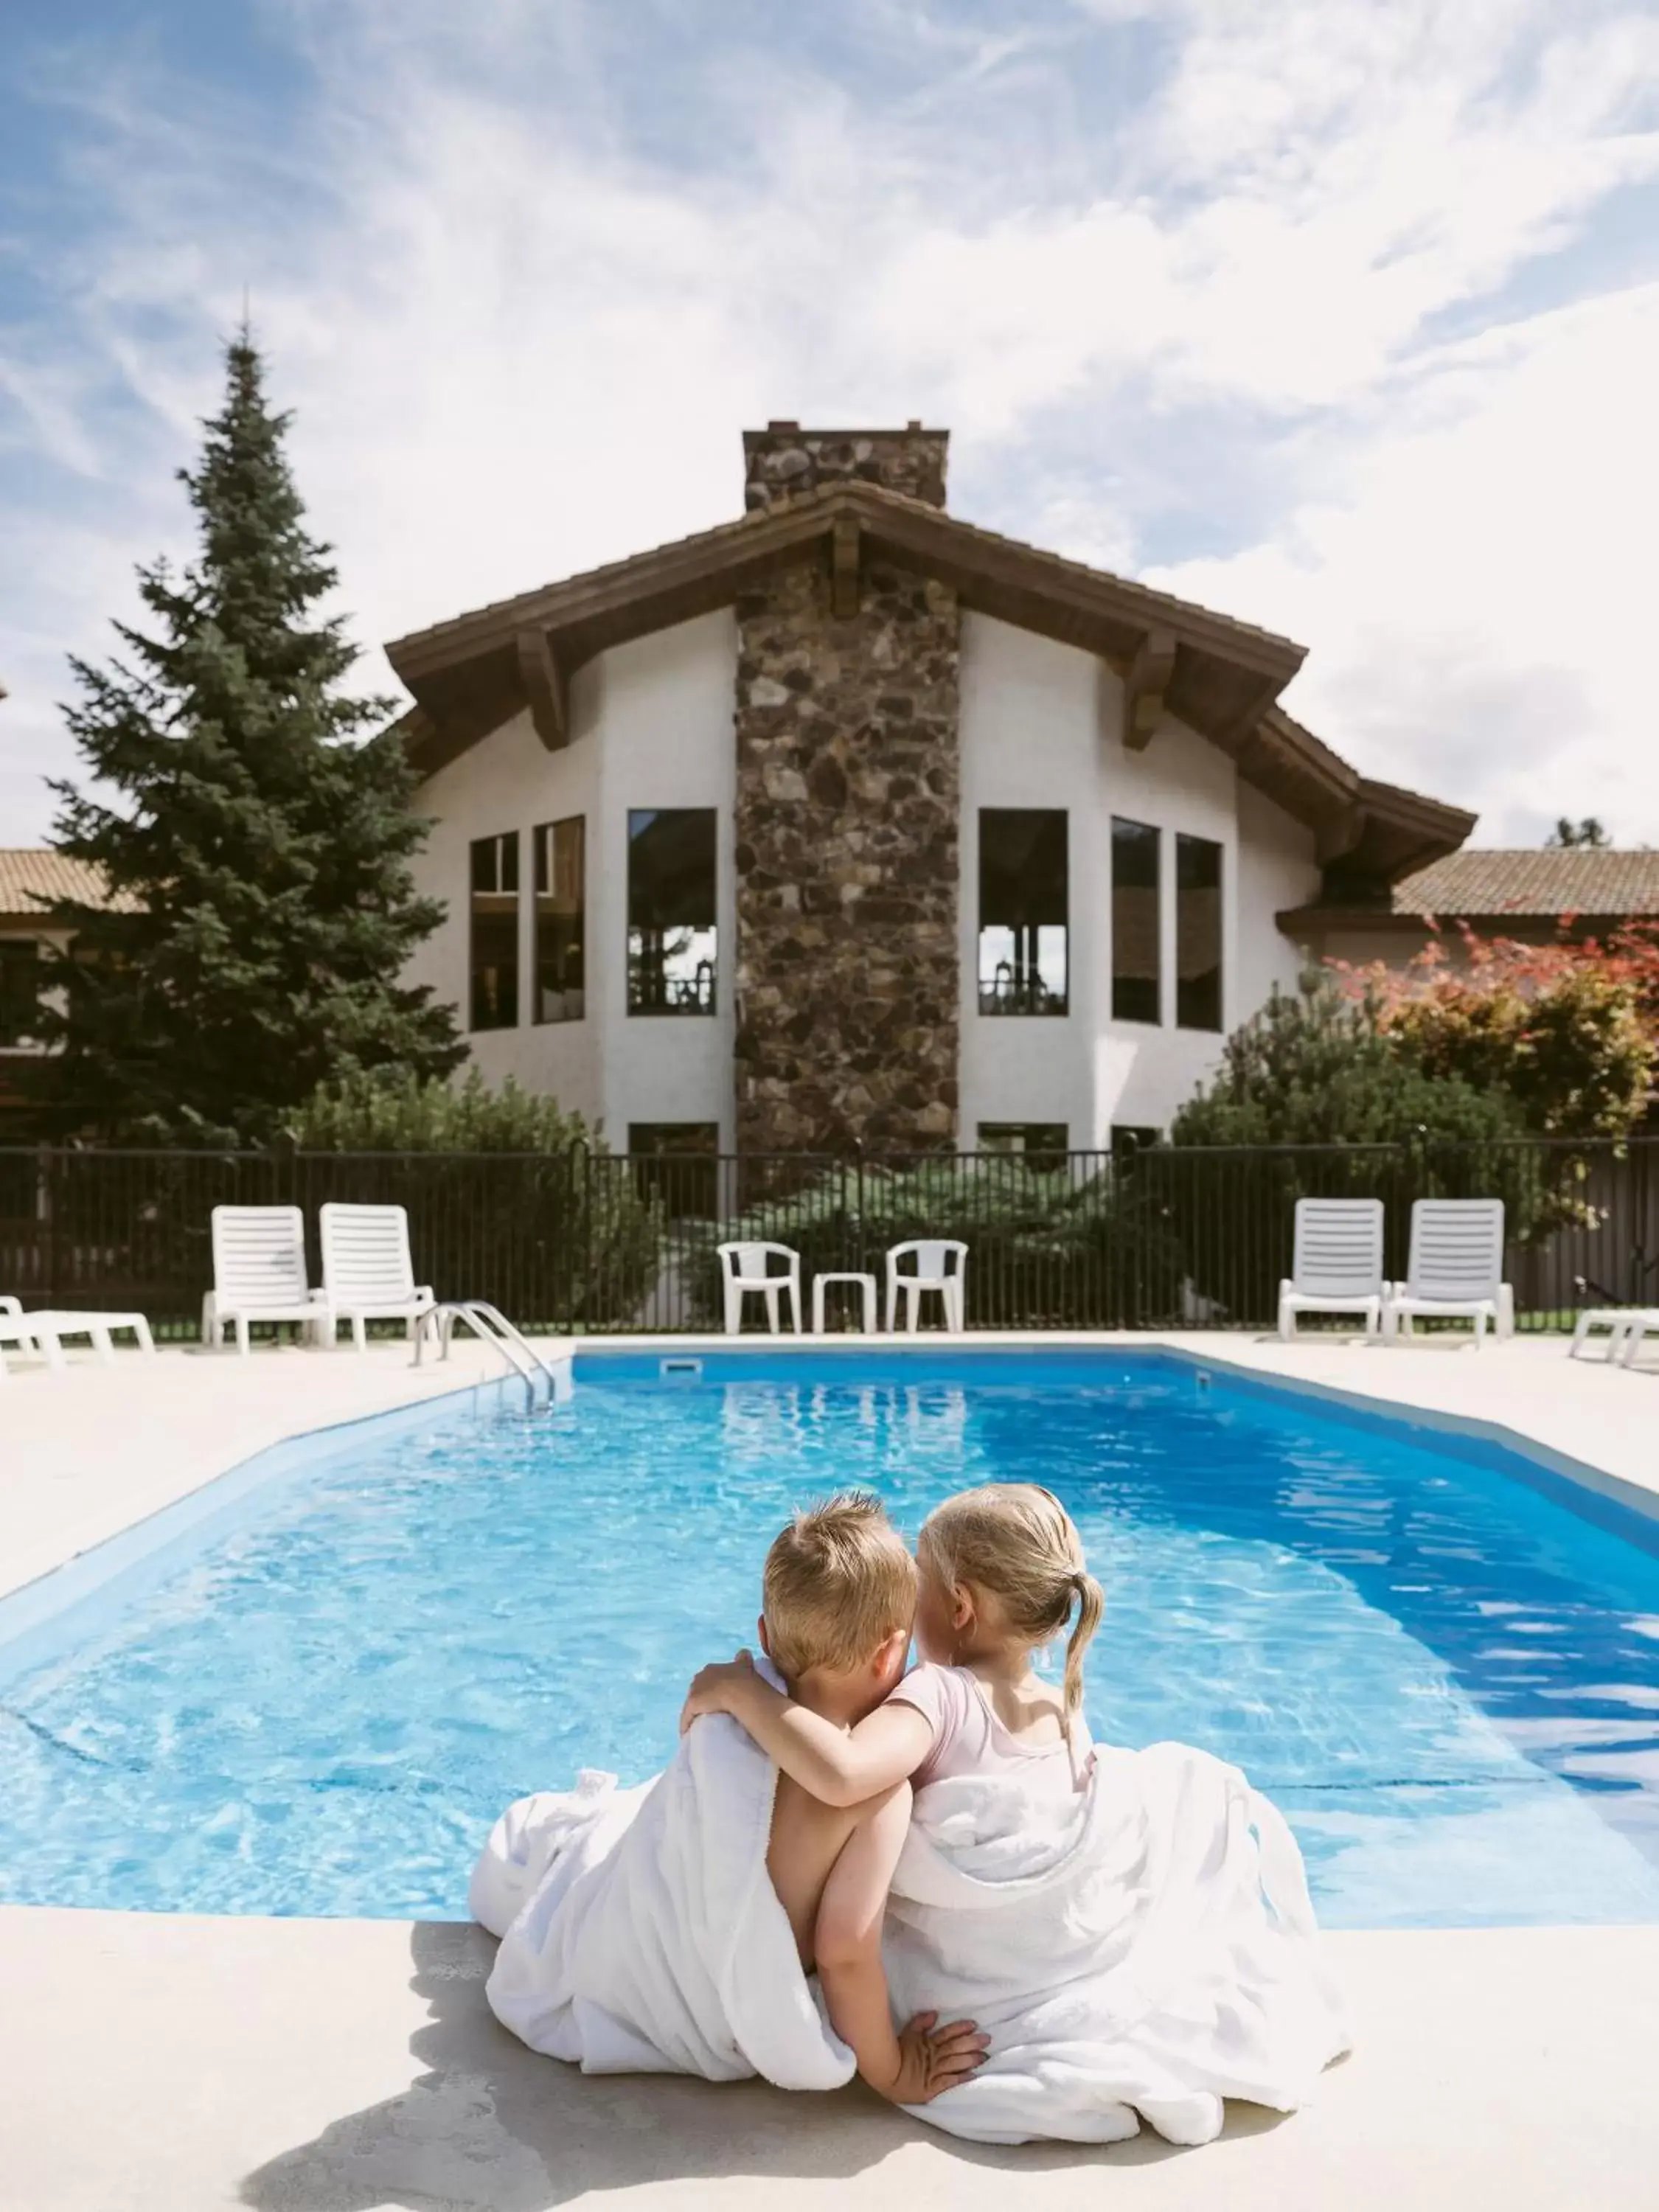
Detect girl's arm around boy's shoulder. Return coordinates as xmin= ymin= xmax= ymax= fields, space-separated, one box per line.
xmin=679 ymin=1652 xmax=935 ymax=1808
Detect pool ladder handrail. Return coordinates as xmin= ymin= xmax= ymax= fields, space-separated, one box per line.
xmin=414 ymin=1300 xmax=560 ymax=1413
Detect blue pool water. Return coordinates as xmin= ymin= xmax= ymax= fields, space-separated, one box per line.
xmin=3 ymin=1350 xmax=1659 ymax=1927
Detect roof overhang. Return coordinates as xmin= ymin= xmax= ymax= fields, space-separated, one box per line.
xmin=1277 ymin=905 xmax=1635 ymax=937
xmin=384 ymin=481 xmax=1474 ymax=879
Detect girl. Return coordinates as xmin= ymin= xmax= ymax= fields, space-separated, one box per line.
xmin=680 ymin=1483 xmax=1104 ymax=2104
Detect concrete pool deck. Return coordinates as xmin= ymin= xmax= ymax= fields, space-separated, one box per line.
xmin=4 ymin=1910 xmax=1658 ymax=2212
xmin=3 ymin=1329 xmax=1658 ymax=2208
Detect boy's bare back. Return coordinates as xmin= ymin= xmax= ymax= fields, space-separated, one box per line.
xmin=768 ymin=1773 xmax=902 ymax=1969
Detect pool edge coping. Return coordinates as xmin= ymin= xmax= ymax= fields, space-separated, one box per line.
xmin=0 ymin=1366 xmax=532 ymax=1679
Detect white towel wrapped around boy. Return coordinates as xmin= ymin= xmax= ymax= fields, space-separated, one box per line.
xmin=471 ymin=1487 xmax=1349 ymax=2147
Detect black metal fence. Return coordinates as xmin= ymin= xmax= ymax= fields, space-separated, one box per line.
xmin=4 ymin=1136 xmax=1658 ymax=1340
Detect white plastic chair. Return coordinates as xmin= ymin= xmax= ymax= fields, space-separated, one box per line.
xmin=204 ymin=1206 xmax=328 ymax=1354
xmin=319 ymin=1203 xmax=437 ymax=1352
xmin=1383 ymin=1200 xmax=1513 ymax=1349
xmin=886 ymin=1240 xmax=967 ymax=1333
xmin=1568 ymin=1308 xmax=1659 ymax=1362
xmin=1277 ymin=1199 xmax=1385 ymax=1341
xmin=715 ymin=1242 xmax=802 ymax=1335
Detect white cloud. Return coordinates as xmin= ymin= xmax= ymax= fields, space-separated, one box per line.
xmin=1146 ymin=280 xmax=1659 ymax=841
xmin=2 ymin=0 xmax=1658 ymax=846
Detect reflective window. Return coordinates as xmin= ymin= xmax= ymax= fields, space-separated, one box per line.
xmin=629 ymin=1121 xmax=720 ymax=1219
xmin=1176 ymin=833 xmax=1223 ymax=1032
xmin=534 ymin=817 xmax=585 ymax=1025
xmin=1111 ymin=817 xmax=1161 ymax=1025
xmin=978 ymin=1121 xmax=1068 ymax=1171
xmin=978 ymin=810 xmax=1068 ymax=1015
xmin=469 ymin=832 xmax=519 ymax=1032
xmin=627 ymin=809 xmax=717 ymax=1015
xmin=0 ymin=939 xmax=41 ymax=1048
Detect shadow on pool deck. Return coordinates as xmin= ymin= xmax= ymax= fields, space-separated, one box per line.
xmin=239 ymin=1921 xmax=1289 ymax=2209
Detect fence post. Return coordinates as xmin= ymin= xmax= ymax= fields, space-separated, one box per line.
xmin=563 ymin=1137 xmax=588 ymax=1335
xmin=36 ymin=1143 xmax=58 ymax=1307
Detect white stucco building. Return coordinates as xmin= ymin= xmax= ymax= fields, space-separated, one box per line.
xmin=389 ymin=424 xmax=1473 ymax=1161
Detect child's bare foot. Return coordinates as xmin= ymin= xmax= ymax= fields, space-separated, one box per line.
xmin=873 ymin=2011 xmax=989 ymax=2104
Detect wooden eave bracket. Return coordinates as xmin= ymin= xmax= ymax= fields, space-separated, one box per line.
xmin=1121 ymin=629 xmax=1177 ymax=751
xmin=1315 ymin=802 xmax=1365 ymax=867
xmin=830 ymin=514 xmax=860 ymax=619
xmin=515 ymin=627 xmax=568 ymax=751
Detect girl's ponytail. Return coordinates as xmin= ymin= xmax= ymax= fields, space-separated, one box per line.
xmin=919 ymin=1484 xmax=1105 ymax=1739
xmin=1062 ymin=1568 xmax=1104 ymax=1736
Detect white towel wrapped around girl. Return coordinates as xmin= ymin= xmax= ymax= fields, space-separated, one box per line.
xmin=882 ymin=1737 xmax=1349 ymax=2144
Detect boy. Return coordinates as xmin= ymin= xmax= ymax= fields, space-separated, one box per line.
xmin=722 ymin=1490 xmax=984 ymax=2105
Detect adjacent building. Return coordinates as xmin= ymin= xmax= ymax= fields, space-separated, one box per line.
xmin=1283 ymin=849 xmax=1659 ymax=969
xmin=380 ymin=421 xmax=1478 ymax=1158
xmin=0 ymin=851 xmax=116 ymax=1130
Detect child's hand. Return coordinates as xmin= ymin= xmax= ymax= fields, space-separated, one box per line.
xmin=875 ymin=2011 xmax=989 ymax=2105
xmin=678 ymin=1649 xmax=759 ymax=1734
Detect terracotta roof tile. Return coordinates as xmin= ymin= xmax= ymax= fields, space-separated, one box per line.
xmin=1394 ymin=849 xmax=1659 ymax=919
xmin=0 ymin=849 xmax=130 ymax=919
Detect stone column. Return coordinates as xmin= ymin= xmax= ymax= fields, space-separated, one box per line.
xmin=733 ymin=425 xmax=961 ymax=1155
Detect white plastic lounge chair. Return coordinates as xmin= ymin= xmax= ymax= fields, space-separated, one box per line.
xmin=1568 ymin=1308 xmax=1659 ymax=1361
xmin=319 ymin=1203 xmax=437 ymax=1352
xmin=886 ymin=1239 xmax=968 ymax=1334
xmin=0 ymin=1298 xmax=56 ymax=1377
xmin=1383 ymin=1200 xmax=1513 ymax=1349
xmin=715 ymin=1242 xmax=803 ymax=1335
xmin=1277 ymin=1200 xmax=1385 ymax=1341
xmin=1613 ymin=1311 xmax=1659 ymax=1368
xmin=0 ymin=1296 xmax=155 ymax=1374
xmin=204 ymin=1206 xmax=328 ymax=1354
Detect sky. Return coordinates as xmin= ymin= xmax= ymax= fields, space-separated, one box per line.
xmin=3 ymin=0 xmax=1659 ymax=847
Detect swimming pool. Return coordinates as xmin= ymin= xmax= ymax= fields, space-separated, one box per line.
xmin=3 ymin=1348 xmax=1658 ymax=1927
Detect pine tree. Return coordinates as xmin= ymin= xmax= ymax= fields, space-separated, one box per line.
xmin=42 ymin=328 xmax=465 ymax=1140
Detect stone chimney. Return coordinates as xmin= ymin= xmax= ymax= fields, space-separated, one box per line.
xmin=742 ymin=420 xmax=949 ymax=513
xmin=732 ymin=420 xmax=961 ymax=1156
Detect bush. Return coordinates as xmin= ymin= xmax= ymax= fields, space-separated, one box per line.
xmin=1380 ymin=961 xmax=1652 ymax=1142
xmin=284 ymin=1066 xmax=590 ymax=1152
xmin=681 ymin=1155 xmax=1186 ymax=1329
xmin=285 ymin=1068 xmax=661 ymax=1328
xmin=1170 ymin=973 xmax=1527 ymax=1152
xmin=1163 ymin=973 xmax=1554 ymax=1321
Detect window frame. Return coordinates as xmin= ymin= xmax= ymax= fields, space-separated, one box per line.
xmin=468 ymin=830 xmax=521 ymax=1034
xmin=977 ymin=1121 xmax=1070 ymax=1172
xmin=1110 ymin=815 xmax=1162 ymax=1028
xmin=626 ymin=807 xmax=718 ymax=1018
xmin=0 ymin=936 xmax=43 ymax=1050
xmin=976 ymin=807 xmax=1069 ymax=1018
xmin=533 ymin=815 xmax=586 ymax=1026
xmin=1175 ymin=830 xmax=1224 ymax=1034
xmin=627 ymin=1121 xmax=721 ymax=1219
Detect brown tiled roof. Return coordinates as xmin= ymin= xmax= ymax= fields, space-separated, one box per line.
xmin=384 ymin=477 xmax=1307 ymax=669
xmin=0 ymin=849 xmax=129 ymax=919
xmin=1394 ymin=850 xmax=1659 ymax=919
xmin=383 ymin=476 xmax=1473 ymax=883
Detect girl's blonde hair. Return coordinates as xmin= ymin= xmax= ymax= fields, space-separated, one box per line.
xmin=918 ymin=1484 xmax=1103 ymax=1732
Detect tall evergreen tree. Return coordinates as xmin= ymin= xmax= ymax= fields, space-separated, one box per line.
xmin=42 ymin=329 xmax=464 ymax=1140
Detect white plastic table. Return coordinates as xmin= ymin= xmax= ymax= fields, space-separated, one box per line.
xmin=811 ymin=1271 xmax=877 ymax=1335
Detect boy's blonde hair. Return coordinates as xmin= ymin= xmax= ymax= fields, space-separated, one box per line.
xmin=762 ymin=1490 xmax=918 ymax=1679
xmin=919 ymin=1484 xmax=1104 ymax=1733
